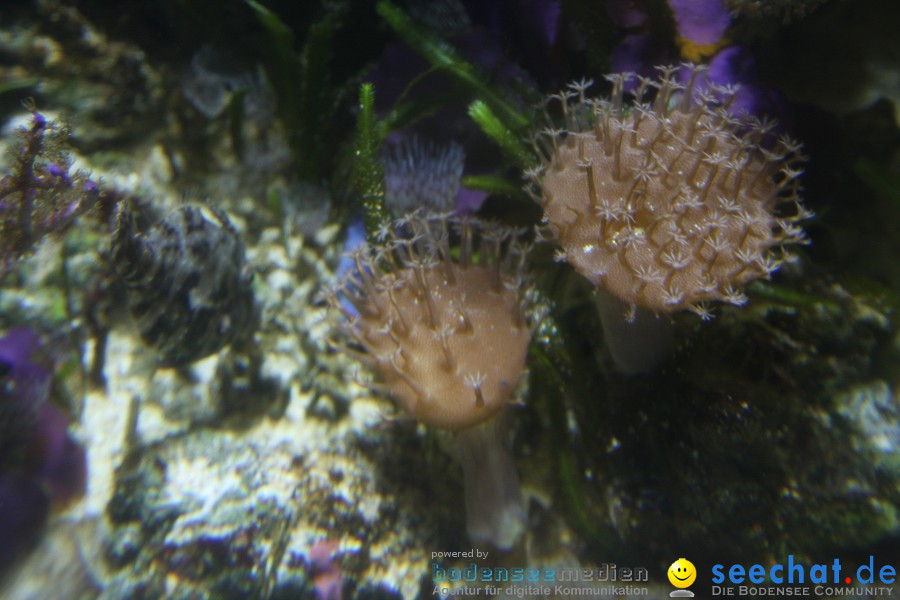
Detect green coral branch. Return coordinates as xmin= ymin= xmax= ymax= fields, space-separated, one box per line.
xmin=245 ymin=0 xmax=299 ymax=112
xmin=468 ymin=100 xmax=536 ymax=169
xmin=747 ymin=281 xmax=842 ymax=314
xmin=246 ymin=0 xmax=341 ymax=181
xmin=0 ymin=78 xmax=37 ymax=97
xmin=352 ymin=83 xmax=388 ymax=239
xmin=380 ymin=89 xmax=465 ymax=135
xmin=376 ymin=1 xmax=531 ymax=133
xmin=298 ymin=16 xmax=339 ymax=169
xmin=460 ymin=175 xmax=529 ymax=201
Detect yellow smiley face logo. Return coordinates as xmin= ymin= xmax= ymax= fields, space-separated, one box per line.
xmin=668 ymin=558 xmax=697 ymax=588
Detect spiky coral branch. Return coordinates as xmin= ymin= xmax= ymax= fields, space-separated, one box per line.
xmin=0 ymin=110 xmax=99 ymax=274
xmin=351 ymin=83 xmax=388 ymax=241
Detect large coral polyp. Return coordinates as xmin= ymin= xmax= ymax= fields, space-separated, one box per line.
xmin=337 ymin=213 xmax=533 ymax=431
xmin=332 ymin=212 xmax=535 ymax=548
xmin=529 ymin=66 xmax=809 ymax=318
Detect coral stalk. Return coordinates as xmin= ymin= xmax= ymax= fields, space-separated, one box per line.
xmin=332 ymin=212 xmax=536 ymax=548
xmin=456 ymin=417 xmax=526 ymax=549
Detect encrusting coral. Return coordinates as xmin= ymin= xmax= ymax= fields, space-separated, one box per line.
xmin=529 ymin=65 xmax=810 ymax=321
xmin=330 ymin=211 xmax=537 ymax=549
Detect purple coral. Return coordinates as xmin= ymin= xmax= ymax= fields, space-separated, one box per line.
xmin=669 ymin=46 xmax=788 ymax=126
xmin=308 ymin=539 xmax=343 ymax=600
xmin=0 ymin=328 xmax=86 ymax=572
xmin=0 ymin=473 xmax=51 ymax=571
xmin=459 ymin=0 xmax=561 ymax=82
xmin=668 ymin=0 xmax=731 ymax=46
xmin=0 ymin=327 xmax=50 ymax=411
xmin=0 ymin=111 xmax=100 ymax=274
xmin=604 ymin=0 xmax=650 ymax=28
xmin=0 ymin=328 xmax=49 ymax=468
xmin=605 ymin=0 xmax=785 ymax=124
xmin=705 ymin=46 xmax=786 ymax=120
xmin=29 ymin=402 xmax=87 ymax=505
xmin=610 ymin=33 xmax=675 ymax=84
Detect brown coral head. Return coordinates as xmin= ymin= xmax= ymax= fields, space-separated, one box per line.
xmin=529 ymin=65 xmax=810 ymax=318
xmin=332 ymin=212 xmax=535 ymax=431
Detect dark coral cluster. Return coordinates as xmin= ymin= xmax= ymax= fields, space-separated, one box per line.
xmin=112 ymin=203 xmax=257 ymax=366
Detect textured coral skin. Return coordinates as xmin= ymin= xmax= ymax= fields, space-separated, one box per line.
xmin=112 ymin=204 xmax=257 ymax=365
xmin=531 ymin=67 xmax=809 ymax=317
xmin=359 ymin=263 xmax=529 ymax=430
xmin=336 ymin=213 xmax=533 ymax=431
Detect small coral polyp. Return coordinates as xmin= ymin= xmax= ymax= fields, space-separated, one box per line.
xmin=530 ymin=66 xmax=809 ymax=317
xmin=340 ymin=213 xmax=532 ymax=431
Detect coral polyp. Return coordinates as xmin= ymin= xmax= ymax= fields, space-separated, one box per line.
xmin=529 ymin=66 xmax=810 ymax=318
xmin=335 ymin=212 xmax=534 ymax=431
xmin=331 ymin=212 xmax=536 ymax=548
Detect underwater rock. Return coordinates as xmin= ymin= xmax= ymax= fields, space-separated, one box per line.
xmin=112 ymin=203 xmax=257 ymax=366
xmin=0 ymin=518 xmax=105 ymax=600
xmin=836 ymin=380 xmax=900 ymax=474
xmin=80 ymin=217 xmax=434 ymax=597
xmin=274 ymin=181 xmax=333 ymax=241
xmin=0 ymin=0 xmax=164 ymax=149
xmin=102 ymin=422 xmax=433 ymax=599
